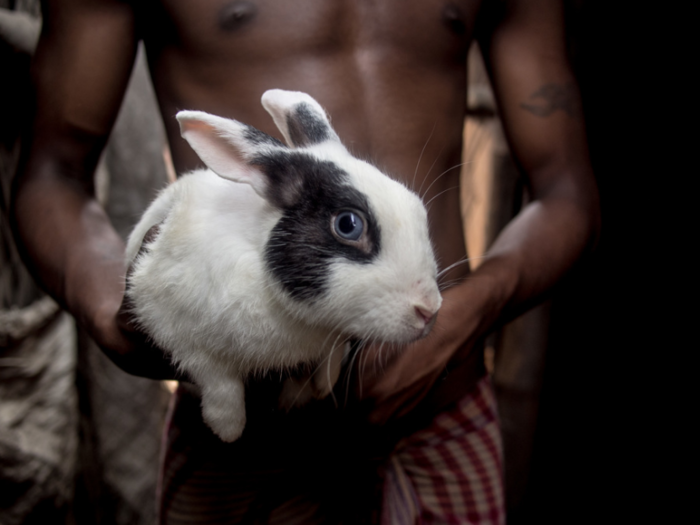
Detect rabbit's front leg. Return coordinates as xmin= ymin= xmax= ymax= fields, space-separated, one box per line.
xmin=195 ymin=364 xmax=246 ymax=442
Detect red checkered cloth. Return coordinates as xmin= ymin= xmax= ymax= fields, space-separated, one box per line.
xmin=157 ymin=377 xmax=503 ymax=524
xmin=380 ymin=377 xmax=505 ymax=525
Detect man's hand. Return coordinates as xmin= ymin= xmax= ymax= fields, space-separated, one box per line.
xmin=353 ymin=278 xmax=497 ymax=425
xmin=89 ymin=287 xmax=178 ymax=381
xmin=111 ymin=224 xmax=183 ymax=380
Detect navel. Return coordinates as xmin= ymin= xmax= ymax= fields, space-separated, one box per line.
xmin=442 ymin=2 xmax=467 ymax=36
xmin=218 ymin=1 xmax=257 ymax=33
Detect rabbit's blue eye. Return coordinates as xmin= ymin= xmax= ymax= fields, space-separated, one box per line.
xmin=334 ymin=211 xmax=364 ymax=241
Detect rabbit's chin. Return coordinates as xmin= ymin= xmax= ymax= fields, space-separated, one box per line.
xmin=354 ymin=317 xmax=437 ymax=352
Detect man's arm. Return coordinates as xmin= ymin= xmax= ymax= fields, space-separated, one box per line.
xmin=361 ymin=0 xmax=600 ymax=422
xmin=473 ymin=0 xmax=600 ymax=315
xmin=12 ymin=0 xmax=175 ymax=378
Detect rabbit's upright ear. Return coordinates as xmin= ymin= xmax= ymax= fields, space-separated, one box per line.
xmin=261 ymin=90 xmax=341 ymax=148
xmin=177 ymin=110 xmax=284 ymax=197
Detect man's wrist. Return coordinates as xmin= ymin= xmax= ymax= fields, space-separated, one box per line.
xmin=467 ymin=254 xmax=520 ymax=332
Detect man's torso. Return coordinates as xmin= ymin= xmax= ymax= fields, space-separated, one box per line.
xmin=136 ymin=0 xmax=487 ymax=409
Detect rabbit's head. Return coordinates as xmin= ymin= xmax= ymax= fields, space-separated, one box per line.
xmin=177 ymin=89 xmax=441 ymax=344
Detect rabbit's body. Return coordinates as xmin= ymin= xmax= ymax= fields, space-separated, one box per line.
xmin=127 ymin=170 xmax=335 ymax=374
xmin=126 ymin=90 xmax=442 ymax=442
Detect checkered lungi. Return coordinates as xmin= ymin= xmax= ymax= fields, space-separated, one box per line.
xmin=157 ymin=376 xmax=504 ymax=524
xmin=380 ymin=376 xmax=504 ymax=524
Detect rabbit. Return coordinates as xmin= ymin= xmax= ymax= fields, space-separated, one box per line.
xmin=125 ymin=89 xmax=442 ymax=442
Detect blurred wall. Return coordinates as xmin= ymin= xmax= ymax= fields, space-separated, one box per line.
xmin=0 ymin=3 xmax=171 ymax=524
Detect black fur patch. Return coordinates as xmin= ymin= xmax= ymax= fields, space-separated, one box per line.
xmin=256 ymin=151 xmax=381 ymax=302
xmin=243 ymin=124 xmax=285 ymax=147
xmin=286 ymin=103 xmax=332 ymax=147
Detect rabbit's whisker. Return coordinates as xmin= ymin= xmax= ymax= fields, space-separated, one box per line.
xmin=412 ymin=123 xmax=436 ymax=191
xmin=420 ymin=162 xmax=468 ymax=202
xmin=426 ymin=185 xmax=460 ymax=211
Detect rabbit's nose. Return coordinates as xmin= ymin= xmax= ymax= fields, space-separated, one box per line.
xmin=414 ymin=305 xmax=435 ymax=325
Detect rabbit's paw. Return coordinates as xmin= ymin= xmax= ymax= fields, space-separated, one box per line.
xmin=201 ymin=378 xmax=246 ymax=442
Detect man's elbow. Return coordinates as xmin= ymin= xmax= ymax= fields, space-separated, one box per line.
xmin=533 ymin=164 xmax=602 ymax=253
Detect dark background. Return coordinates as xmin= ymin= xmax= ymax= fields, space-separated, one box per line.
xmin=513 ymin=2 xmax=681 ymax=523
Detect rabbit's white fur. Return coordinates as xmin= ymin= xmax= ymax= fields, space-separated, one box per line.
xmin=126 ymin=90 xmax=441 ymax=442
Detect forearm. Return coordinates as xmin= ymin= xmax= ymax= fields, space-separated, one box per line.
xmin=12 ymin=158 xmax=127 ymax=344
xmin=469 ymin=171 xmax=600 ymax=333
xmin=13 ymin=166 xmax=180 ymax=379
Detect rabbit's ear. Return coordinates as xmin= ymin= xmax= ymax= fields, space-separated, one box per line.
xmin=261 ymin=90 xmax=341 ymax=148
xmin=177 ymin=110 xmax=285 ymax=197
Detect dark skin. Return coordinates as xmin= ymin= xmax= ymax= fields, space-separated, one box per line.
xmin=13 ymin=0 xmax=599 ymax=427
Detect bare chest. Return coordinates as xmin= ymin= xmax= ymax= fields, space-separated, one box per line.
xmin=140 ymin=0 xmax=481 ymax=64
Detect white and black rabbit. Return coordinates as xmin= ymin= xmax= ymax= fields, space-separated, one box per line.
xmin=125 ymin=89 xmax=442 ymax=442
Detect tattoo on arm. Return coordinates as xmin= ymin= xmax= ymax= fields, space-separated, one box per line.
xmin=520 ymin=82 xmax=581 ymax=118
